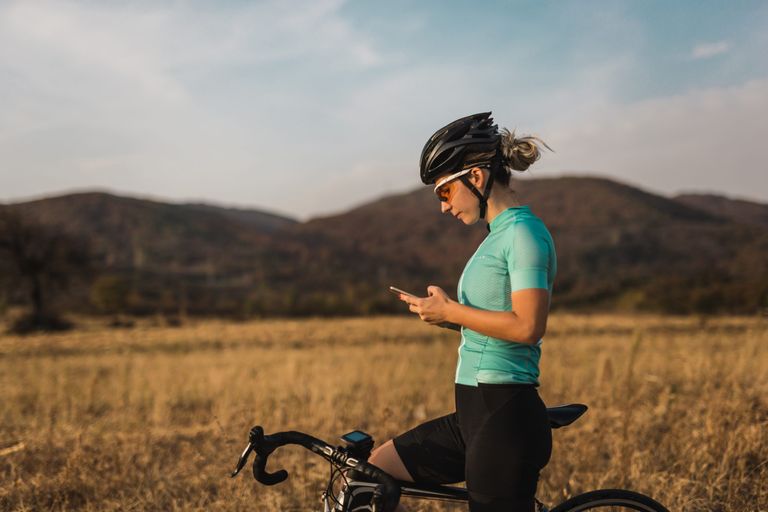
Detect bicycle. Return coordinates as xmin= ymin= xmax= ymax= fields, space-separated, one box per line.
xmin=231 ymin=403 xmax=670 ymax=512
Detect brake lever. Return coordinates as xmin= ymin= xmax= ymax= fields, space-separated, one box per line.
xmin=231 ymin=426 xmax=266 ymax=478
xmin=230 ymin=441 xmax=254 ymax=478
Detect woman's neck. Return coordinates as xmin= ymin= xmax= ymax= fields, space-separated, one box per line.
xmin=485 ymin=187 xmax=521 ymax=224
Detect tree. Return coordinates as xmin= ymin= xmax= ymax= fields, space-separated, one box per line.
xmin=0 ymin=207 xmax=92 ymax=332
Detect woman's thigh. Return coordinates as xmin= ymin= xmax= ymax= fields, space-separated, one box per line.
xmin=389 ymin=412 xmax=466 ymax=484
xmin=460 ymin=384 xmax=552 ymax=509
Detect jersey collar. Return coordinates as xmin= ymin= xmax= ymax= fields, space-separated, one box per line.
xmin=488 ymin=206 xmax=529 ymax=232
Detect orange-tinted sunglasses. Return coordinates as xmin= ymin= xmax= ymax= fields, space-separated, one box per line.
xmin=434 ymin=168 xmax=472 ymax=202
xmin=435 ymin=180 xmax=459 ymax=202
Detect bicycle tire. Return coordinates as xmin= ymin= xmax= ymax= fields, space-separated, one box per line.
xmin=549 ymin=489 xmax=669 ymax=512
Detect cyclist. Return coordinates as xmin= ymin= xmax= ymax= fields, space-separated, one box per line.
xmin=369 ymin=112 xmax=556 ymax=512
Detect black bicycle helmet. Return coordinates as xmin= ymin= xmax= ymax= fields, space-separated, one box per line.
xmin=420 ymin=112 xmax=502 ymax=220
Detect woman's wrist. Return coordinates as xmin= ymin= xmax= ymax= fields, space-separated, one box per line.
xmin=445 ymin=299 xmax=462 ymax=324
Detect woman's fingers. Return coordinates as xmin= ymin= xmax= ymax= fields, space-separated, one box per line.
xmin=402 ymin=295 xmax=422 ymax=306
xmin=403 ymin=296 xmax=430 ymax=322
xmin=427 ymin=285 xmax=444 ymax=297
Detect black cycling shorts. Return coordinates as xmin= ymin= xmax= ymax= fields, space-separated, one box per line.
xmin=392 ymin=383 xmax=552 ymax=512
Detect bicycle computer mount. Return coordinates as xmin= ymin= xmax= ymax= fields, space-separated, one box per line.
xmin=340 ymin=430 xmax=374 ymax=459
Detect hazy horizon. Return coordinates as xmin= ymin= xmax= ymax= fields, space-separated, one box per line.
xmin=4 ymin=171 xmax=766 ymax=223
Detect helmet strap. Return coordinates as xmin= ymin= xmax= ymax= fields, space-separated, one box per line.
xmin=458 ymin=155 xmax=500 ymax=221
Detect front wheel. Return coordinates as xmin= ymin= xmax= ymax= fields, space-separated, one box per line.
xmin=549 ymin=489 xmax=669 ymax=512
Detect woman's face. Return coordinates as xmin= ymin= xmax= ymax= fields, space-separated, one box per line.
xmin=437 ymin=168 xmax=485 ymax=225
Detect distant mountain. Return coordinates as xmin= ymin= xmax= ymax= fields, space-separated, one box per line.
xmin=9 ymin=192 xmax=296 ymax=271
xmin=2 ymin=179 xmax=766 ymax=316
xmin=298 ymin=177 xmax=768 ymax=313
xmin=674 ymin=193 xmax=768 ymax=230
xmin=181 ymin=202 xmax=295 ymax=232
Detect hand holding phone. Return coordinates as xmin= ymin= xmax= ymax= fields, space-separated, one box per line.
xmin=390 ymin=286 xmax=461 ymax=332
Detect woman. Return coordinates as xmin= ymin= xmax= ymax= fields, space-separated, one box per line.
xmin=368 ymin=112 xmax=556 ymax=512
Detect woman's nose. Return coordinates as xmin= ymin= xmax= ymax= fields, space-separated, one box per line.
xmin=440 ymin=201 xmax=452 ymax=214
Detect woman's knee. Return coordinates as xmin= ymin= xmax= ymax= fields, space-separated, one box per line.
xmin=368 ymin=439 xmax=414 ymax=482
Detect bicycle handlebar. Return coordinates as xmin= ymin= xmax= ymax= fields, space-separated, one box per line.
xmin=231 ymin=425 xmax=401 ymax=512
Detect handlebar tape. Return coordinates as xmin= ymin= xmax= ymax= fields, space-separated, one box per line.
xmin=252 ymin=453 xmax=288 ymax=485
xmin=250 ymin=429 xmax=319 ymax=486
xmin=352 ymin=461 xmax=402 ymax=512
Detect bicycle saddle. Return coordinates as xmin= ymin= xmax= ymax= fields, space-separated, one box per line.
xmin=546 ymin=403 xmax=588 ymax=429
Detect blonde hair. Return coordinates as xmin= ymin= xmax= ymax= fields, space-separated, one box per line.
xmin=462 ymin=128 xmax=552 ymax=186
xmin=500 ymin=128 xmax=552 ymax=172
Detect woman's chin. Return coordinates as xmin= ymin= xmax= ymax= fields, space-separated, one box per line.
xmin=453 ymin=211 xmax=478 ymax=225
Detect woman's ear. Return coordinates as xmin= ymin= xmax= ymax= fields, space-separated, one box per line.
xmin=469 ymin=167 xmax=486 ymax=188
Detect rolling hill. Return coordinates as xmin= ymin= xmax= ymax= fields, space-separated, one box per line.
xmin=674 ymin=193 xmax=768 ymax=230
xmin=2 ymin=178 xmax=766 ymax=316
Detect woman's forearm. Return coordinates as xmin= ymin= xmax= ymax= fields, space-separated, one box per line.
xmin=445 ymin=301 xmax=541 ymax=344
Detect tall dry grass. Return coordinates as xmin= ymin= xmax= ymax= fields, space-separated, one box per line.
xmin=1 ymin=314 xmax=766 ymax=511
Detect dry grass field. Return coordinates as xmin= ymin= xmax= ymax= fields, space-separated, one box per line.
xmin=1 ymin=314 xmax=766 ymax=511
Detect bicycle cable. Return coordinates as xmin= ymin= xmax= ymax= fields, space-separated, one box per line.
xmin=326 ymin=459 xmax=352 ymax=509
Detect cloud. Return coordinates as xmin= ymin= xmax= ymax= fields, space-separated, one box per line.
xmin=0 ymin=0 xmax=381 ymax=100
xmin=537 ymin=78 xmax=768 ymax=202
xmin=0 ymin=0 xmax=384 ymax=214
xmin=690 ymin=41 xmax=731 ymax=60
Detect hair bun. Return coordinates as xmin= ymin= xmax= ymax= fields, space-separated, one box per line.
xmin=500 ymin=128 xmax=553 ymax=172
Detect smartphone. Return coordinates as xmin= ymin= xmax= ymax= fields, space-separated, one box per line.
xmin=389 ymin=286 xmax=417 ymax=298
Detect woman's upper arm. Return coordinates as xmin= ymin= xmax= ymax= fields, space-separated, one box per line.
xmin=506 ymin=221 xmax=554 ymax=342
xmin=510 ymin=288 xmax=550 ymax=343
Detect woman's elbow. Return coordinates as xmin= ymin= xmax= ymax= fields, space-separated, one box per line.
xmin=518 ymin=331 xmax=543 ymax=344
xmin=516 ymin=321 xmax=546 ymax=344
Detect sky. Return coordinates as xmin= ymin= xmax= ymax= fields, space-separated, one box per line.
xmin=1 ymin=0 xmax=766 ymax=219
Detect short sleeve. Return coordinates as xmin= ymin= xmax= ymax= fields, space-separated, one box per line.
xmin=506 ymin=221 xmax=550 ymax=292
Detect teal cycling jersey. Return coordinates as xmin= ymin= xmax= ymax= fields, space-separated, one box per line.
xmin=455 ymin=206 xmax=557 ymax=386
